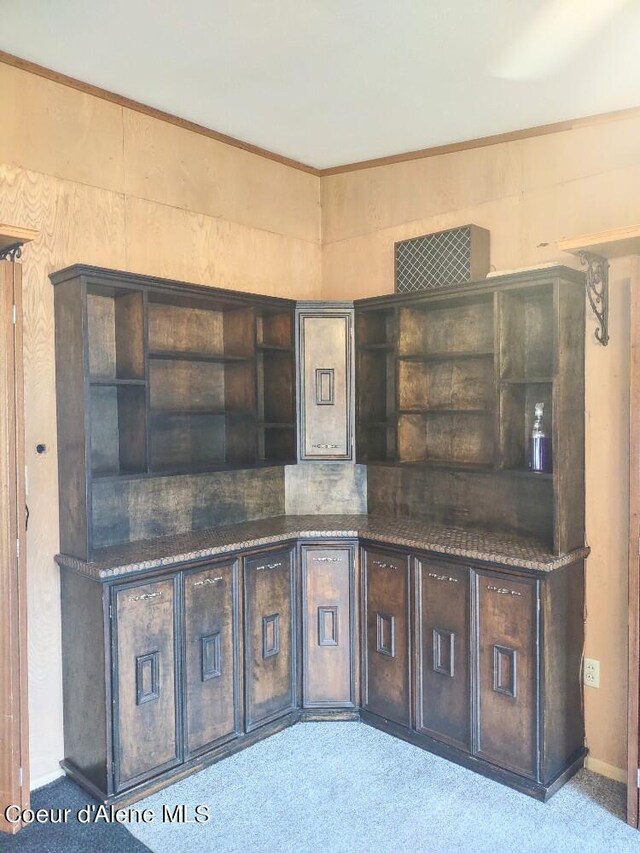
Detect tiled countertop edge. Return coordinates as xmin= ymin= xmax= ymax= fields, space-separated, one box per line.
xmin=55 ymin=518 xmax=590 ymax=581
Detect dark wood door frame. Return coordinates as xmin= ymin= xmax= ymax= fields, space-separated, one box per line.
xmin=0 ymin=250 xmax=30 ymax=834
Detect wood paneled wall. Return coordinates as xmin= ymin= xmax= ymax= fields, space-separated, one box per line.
xmin=321 ymin=113 xmax=640 ymax=298
xmin=0 ymin=61 xmax=321 ymax=786
xmin=321 ymin=118 xmax=640 ymax=778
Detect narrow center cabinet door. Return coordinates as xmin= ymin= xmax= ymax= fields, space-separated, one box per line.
xmin=362 ymin=546 xmax=411 ymax=727
xmin=244 ymin=548 xmax=296 ymax=731
xmin=112 ymin=575 xmax=181 ymax=791
xmin=183 ymin=560 xmax=240 ymax=757
xmin=297 ymin=309 xmax=353 ymax=460
xmin=301 ymin=545 xmax=355 ymax=708
xmin=415 ymin=558 xmax=471 ymax=751
xmin=475 ymin=571 xmax=539 ymax=779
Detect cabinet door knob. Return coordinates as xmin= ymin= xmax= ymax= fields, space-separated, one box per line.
xmin=373 ymin=560 xmax=397 ymax=570
xmin=256 ymin=561 xmax=282 ymax=571
xmin=313 ymin=556 xmax=340 ymax=563
xmin=487 ymin=584 xmax=522 ymax=596
xmin=128 ymin=591 xmax=163 ymax=602
xmin=193 ymin=576 xmax=222 ymax=587
xmin=427 ymin=572 xmax=459 ymax=583
xmin=311 ymin=443 xmax=339 ymax=449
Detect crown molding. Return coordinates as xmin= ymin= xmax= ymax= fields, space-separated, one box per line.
xmin=3 ymin=49 xmax=640 ymax=180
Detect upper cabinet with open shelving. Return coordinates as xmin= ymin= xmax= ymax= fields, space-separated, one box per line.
xmin=355 ymin=266 xmax=585 ymax=553
xmin=52 ymin=265 xmax=297 ymax=554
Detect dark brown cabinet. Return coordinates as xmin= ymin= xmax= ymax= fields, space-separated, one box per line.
xmin=111 ymin=576 xmax=181 ymax=791
xmin=54 ymin=265 xmax=586 ymax=806
xmin=301 ymin=544 xmax=356 ymax=709
xmin=183 ymin=561 xmax=241 ymax=758
xmin=296 ymin=305 xmax=354 ymax=461
xmin=358 ymin=267 xmax=585 ymax=556
xmin=244 ymin=547 xmax=297 ymax=731
xmin=415 ymin=557 xmax=470 ymax=751
xmin=474 ymin=571 xmax=538 ymax=779
xmin=51 ymin=266 xmax=297 ymax=560
xmin=361 ymin=546 xmax=411 ymax=727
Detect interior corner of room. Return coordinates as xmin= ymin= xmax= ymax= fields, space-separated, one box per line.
xmin=1 ymin=5 xmax=640 ymax=836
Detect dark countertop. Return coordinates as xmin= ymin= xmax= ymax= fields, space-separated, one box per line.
xmin=55 ymin=515 xmax=589 ymax=580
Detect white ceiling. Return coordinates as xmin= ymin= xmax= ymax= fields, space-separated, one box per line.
xmin=2 ymin=0 xmax=640 ymax=169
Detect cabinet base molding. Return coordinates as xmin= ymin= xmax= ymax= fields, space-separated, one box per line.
xmin=62 ymin=711 xmax=301 ymax=807
xmin=61 ymin=709 xmax=586 ymax=805
xmin=300 ymin=709 xmax=360 ymax=722
xmin=359 ymin=710 xmax=587 ymax=802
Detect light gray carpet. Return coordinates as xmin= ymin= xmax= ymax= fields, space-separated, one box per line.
xmin=126 ymin=722 xmax=638 ymax=853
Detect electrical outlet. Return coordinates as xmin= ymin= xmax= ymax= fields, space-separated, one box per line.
xmin=584 ymin=658 xmax=600 ymax=688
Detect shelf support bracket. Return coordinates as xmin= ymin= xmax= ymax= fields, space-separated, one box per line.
xmin=579 ymin=251 xmax=609 ymax=346
xmin=0 ymin=243 xmax=23 ymax=263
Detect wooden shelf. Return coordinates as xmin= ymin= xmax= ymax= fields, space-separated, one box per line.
xmin=92 ymin=460 xmax=287 ymax=482
xmin=150 ymin=408 xmax=256 ymax=418
xmin=148 ymin=350 xmax=252 ymax=363
xmin=398 ymin=408 xmax=494 ymax=416
xmin=257 ymin=343 xmax=293 ymax=352
xmin=397 ymin=350 xmax=494 ymax=363
xmin=361 ymin=420 xmax=396 ymax=428
xmin=500 ymin=377 xmax=553 ymax=385
xmin=358 ymin=343 xmax=395 ymax=352
xmin=0 ymin=224 xmax=38 ymax=254
xmin=259 ymin=422 xmax=295 ymax=429
xmin=90 ymin=378 xmax=147 ymax=386
xmin=499 ymin=467 xmax=553 ymax=480
xmin=394 ymin=460 xmax=495 ymax=473
xmin=368 ymin=460 xmax=554 ymax=479
xmin=559 ymin=224 xmax=640 ymax=259
xmin=92 ymin=465 xmax=148 ymax=479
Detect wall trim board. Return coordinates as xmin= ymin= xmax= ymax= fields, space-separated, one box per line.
xmin=3 ymin=50 xmax=640 ymax=181
xmin=0 ymin=50 xmax=320 ymax=178
xmin=585 ymin=755 xmax=626 ymax=784
xmin=318 ymin=106 xmax=640 ymax=177
xmin=30 ymin=768 xmax=64 ymax=792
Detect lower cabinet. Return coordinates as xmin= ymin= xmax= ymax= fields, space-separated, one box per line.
xmin=415 ymin=557 xmax=470 ymax=751
xmin=59 ymin=537 xmax=583 ymax=804
xmin=244 ymin=547 xmax=297 ymax=731
xmin=301 ymin=544 xmax=356 ymax=709
xmin=414 ymin=559 xmax=540 ymax=780
xmin=183 ymin=560 xmax=241 ymax=758
xmin=112 ymin=575 xmax=181 ymax=792
xmin=382 ymin=551 xmax=583 ymax=794
xmin=361 ymin=546 xmax=411 ymax=727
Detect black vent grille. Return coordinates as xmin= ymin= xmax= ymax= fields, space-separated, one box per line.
xmin=395 ymin=226 xmax=475 ymax=294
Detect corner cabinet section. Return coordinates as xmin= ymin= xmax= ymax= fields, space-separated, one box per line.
xmin=244 ymin=547 xmax=297 ymax=731
xmin=300 ymin=543 xmax=357 ymax=710
xmin=361 ymin=546 xmax=411 ymax=728
xmin=296 ymin=304 xmax=354 ymax=461
xmin=111 ymin=575 xmax=181 ymax=792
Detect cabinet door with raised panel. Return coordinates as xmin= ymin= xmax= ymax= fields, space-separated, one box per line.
xmin=244 ymin=547 xmax=296 ymax=731
xmin=301 ymin=545 xmax=355 ymax=709
xmin=475 ymin=571 xmax=539 ymax=779
xmin=183 ymin=560 xmax=240 ymax=757
xmin=361 ymin=546 xmax=411 ymax=727
xmin=112 ymin=576 xmax=180 ymax=792
xmin=297 ymin=308 xmax=353 ymax=460
xmin=415 ymin=558 xmax=470 ymax=751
